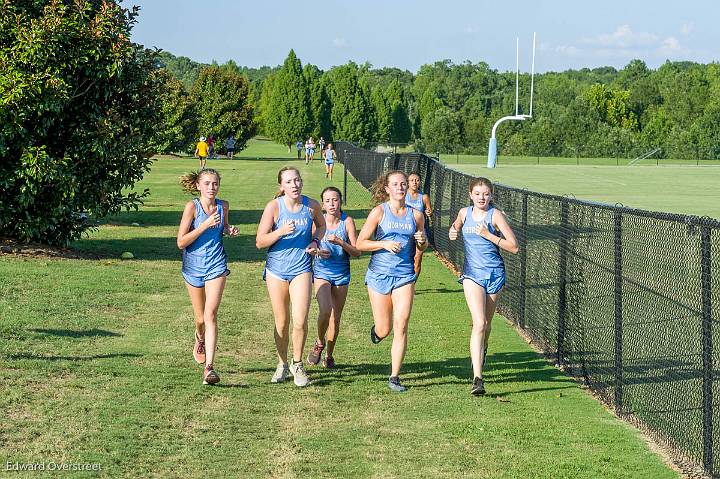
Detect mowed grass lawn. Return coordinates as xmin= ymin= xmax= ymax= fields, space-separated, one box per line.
xmin=454 ymin=163 xmax=720 ymax=219
xmin=0 ymin=157 xmax=678 ymax=478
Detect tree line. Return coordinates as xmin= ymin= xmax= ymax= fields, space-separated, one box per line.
xmin=3 ymin=0 xmax=718 ymax=246
xmin=159 ymin=50 xmax=720 ymax=160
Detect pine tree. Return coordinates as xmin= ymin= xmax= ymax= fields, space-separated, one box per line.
xmin=265 ymin=50 xmax=311 ymax=145
xmin=327 ymin=62 xmax=376 ymax=144
xmin=304 ymin=64 xmax=331 ymax=139
xmin=386 ymin=79 xmax=412 ymax=143
xmin=371 ymin=86 xmax=391 ymax=143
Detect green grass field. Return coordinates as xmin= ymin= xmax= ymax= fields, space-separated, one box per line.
xmin=437 ymin=151 xmax=720 ymax=167
xmin=452 ymin=163 xmax=720 ymax=219
xmin=1 ymin=157 xmax=680 ymax=478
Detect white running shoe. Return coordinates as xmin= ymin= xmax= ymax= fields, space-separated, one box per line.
xmin=271 ymin=363 xmax=289 ymax=383
xmin=289 ymin=361 xmax=311 ymax=387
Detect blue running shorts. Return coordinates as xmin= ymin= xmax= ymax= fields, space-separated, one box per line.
xmin=365 ymin=270 xmax=417 ymax=295
xmin=183 ymin=267 xmax=230 ymax=288
xmin=458 ymin=268 xmax=506 ymax=294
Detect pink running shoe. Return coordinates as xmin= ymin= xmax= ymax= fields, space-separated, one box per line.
xmin=321 ymin=355 xmax=335 ymax=369
xmin=307 ymin=340 xmax=325 ymax=366
xmin=203 ymin=365 xmax=220 ymax=385
xmin=193 ymin=332 xmax=206 ymax=364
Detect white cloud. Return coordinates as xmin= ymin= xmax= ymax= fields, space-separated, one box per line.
xmin=555 ymin=45 xmax=581 ymax=56
xmin=332 ymin=37 xmax=347 ymax=48
xmin=551 ymin=25 xmax=694 ymax=62
xmin=581 ymin=24 xmax=659 ymax=48
xmin=680 ymin=22 xmax=694 ymax=35
xmin=657 ymin=36 xmax=690 ymax=56
xmin=464 ymin=26 xmax=479 ymax=34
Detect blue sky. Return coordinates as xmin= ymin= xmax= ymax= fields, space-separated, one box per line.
xmin=129 ymin=0 xmax=719 ymax=73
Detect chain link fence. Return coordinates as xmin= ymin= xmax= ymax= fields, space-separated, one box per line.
xmin=337 ymin=141 xmax=720 ymax=478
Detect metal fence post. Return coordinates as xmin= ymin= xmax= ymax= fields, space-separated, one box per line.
xmin=433 ymin=167 xmax=445 ymax=254
xmin=701 ymin=224 xmax=713 ymax=473
xmin=343 ymin=150 xmax=348 ymax=207
xmin=557 ymin=198 xmax=570 ymax=367
xmin=614 ymin=210 xmax=624 ymax=414
xmin=449 ymin=174 xmax=458 ymax=264
xmin=557 ymin=199 xmax=569 ymax=367
xmin=519 ymin=192 xmax=528 ymax=329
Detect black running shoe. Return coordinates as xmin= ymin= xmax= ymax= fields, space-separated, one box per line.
xmin=388 ymin=376 xmax=407 ymax=392
xmin=471 ymin=376 xmax=485 ymax=396
xmin=370 ymin=326 xmax=382 ymax=344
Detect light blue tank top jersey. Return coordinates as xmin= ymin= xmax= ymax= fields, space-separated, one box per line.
xmin=266 ymin=195 xmax=314 ymax=277
xmin=405 ymin=191 xmax=425 ymax=213
xmin=325 ymin=149 xmax=335 ymax=164
xmin=368 ymin=203 xmax=416 ymax=276
xmin=462 ymin=206 xmax=504 ymax=279
xmin=313 ymin=213 xmax=350 ymax=279
xmin=182 ymin=198 xmax=227 ymax=274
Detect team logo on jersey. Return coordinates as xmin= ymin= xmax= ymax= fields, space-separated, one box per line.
xmin=383 ymin=220 xmax=413 ymax=231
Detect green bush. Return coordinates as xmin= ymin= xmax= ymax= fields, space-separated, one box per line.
xmin=0 ymin=0 xmax=162 ymax=245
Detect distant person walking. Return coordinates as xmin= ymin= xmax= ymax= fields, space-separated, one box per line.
xmin=296 ymin=140 xmax=303 ymax=160
xmin=177 ymin=168 xmax=238 ymax=385
xmin=225 ymin=135 xmax=236 ymax=159
xmin=318 ymin=137 xmax=326 ymax=154
xmin=195 ymin=136 xmax=209 ymax=169
xmin=207 ymin=135 xmax=216 ymax=159
xmin=305 ymin=137 xmax=316 ymax=165
xmin=448 ymin=177 xmax=518 ymax=396
xmin=323 ymin=143 xmax=337 ymax=180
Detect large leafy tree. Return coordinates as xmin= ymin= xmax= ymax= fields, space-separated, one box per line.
xmin=420 ymin=107 xmax=463 ymax=153
xmin=157 ymin=51 xmax=204 ymax=90
xmin=153 ymin=69 xmax=198 ymax=154
xmin=264 ymin=50 xmax=311 ymax=145
xmin=191 ymin=66 xmax=255 ymax=149
xmin=0 ymin=0 xmax=163 ymax=245
xmin=584 ymin=84 xmax=638 ymax=131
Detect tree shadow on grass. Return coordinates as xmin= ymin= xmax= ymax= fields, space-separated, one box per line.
xmin=29 ymin=328 xmax=122 ymax=338
xmin=73 ymin=232 xmax=266 ymax=262
xmin=212 ymin=383 xmax=249 ymax=389
xmin=95 ymin=209 xmax=265 ymax=228
xmin=247 ymin=351 xmax=576 ymax=396
xmin=4 ymin=352 xmax=142 ymax=361
xmin=415 ymin=288 xmax=461 ymax=295
xmin=73 ymin=206 xmax=373 ymax=261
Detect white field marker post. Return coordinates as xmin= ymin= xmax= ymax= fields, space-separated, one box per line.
xmin=488 ymin=32 xmax=536 ymax=168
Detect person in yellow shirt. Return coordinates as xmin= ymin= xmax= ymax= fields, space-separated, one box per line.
xmin=195 ymin=136 xmax=209 ymax=169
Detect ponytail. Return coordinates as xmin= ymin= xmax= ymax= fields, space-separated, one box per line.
xmin=179 ymin=168 xmax=220 ymax=195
